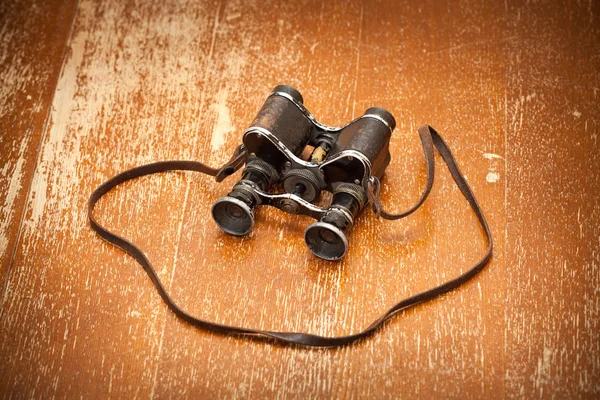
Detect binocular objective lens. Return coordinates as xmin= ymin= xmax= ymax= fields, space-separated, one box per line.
xmin=304 ymin=222 xmax=349 ymax=261
xmin=212 ymin=197 xmax=255 ymax=236
xmin=227 ymin=203 xmax=245 ymax=219
xmin=319 ymin=228 xmax=339 ymax=244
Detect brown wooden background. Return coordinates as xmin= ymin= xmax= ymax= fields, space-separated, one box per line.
xmin=1 ymin=0 xmax=598 ymax=398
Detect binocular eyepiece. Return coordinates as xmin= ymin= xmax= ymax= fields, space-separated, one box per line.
xmin=212 ymin=85 xmax=395 ymax=260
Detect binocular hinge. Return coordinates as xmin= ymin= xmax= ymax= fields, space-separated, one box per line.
xmin=252 ymin=187 xmax=328 ymax=221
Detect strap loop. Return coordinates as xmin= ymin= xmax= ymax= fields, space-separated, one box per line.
xmin=88 ymin=126 xmax=492 ymax=347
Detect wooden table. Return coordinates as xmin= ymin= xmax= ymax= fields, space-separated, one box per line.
xmin=1 ymin=0 xmax=598 ymax=398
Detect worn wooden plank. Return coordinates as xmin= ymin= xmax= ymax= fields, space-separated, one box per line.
xmin=1 ymin=0 xmax=224 ymax=396
xmin=503 ymin=1 xmax=600 ymax=397
xmin=0 ymin=0 xmax=78 ymax=294
xmin=0 ymin=0 xmax=598 ymax=398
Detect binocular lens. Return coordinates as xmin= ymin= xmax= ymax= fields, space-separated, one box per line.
xmin=212 ymin=197 xmax=255 ymax=236
xmin=304 ymin=222 xmax=349 ymax=261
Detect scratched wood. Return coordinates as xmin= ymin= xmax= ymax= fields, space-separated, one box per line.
xmin=503 ymin=2 xmax=599 ymax=397
xmin=0 ymin=0 xmax=598 ymax=398
xmin=0 ymin=0 xmax=78 ymax=294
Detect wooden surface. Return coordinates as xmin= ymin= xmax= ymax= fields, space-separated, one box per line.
xmin=0 ymin=0 xmax=598 ymax=398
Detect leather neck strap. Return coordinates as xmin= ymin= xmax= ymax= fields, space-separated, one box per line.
xmin=88 ymin=125 xmax=493 ymax=347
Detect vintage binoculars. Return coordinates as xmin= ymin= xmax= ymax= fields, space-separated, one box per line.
xmin=89 ymin=83 xmax=491 ymax=345
xmin=212 ymin=85 xmax=395 ymax=260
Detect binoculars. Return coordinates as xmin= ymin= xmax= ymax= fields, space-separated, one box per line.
xmin=89 ymin=82 xmax=492 ymax=346
xmin=211 ymin=85 xmax=395 ymax=260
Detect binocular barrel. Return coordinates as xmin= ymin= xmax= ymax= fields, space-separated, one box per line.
xmin=304 ymin=183 xmax=368 ymax=260
xmin=211 ymin=158 xmax=277 ymax=236
xmin=211 ymin=85 xmax=395 ymax=260
xmin=212 ymin=85 xmax=311 ymax=236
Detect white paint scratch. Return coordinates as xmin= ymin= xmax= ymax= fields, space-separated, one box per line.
xmin=0 ymin=135 xmax=30 ymax=258
xmin=209 ymin=88 xmax=234 ymax=151
xmin=486 ymin=172 xmax=500 ymax=183
xmin=225 ymin=12 xmax=241 ymax=21
xmin=535 ymin=346 xmax=555 ymax=388
xmin=483 ymin=153 xmax=504 ymax=160
xmin=25 ymin=22 xmax=88 ymax=234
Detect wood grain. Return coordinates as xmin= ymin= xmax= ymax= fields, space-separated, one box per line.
xmin=0 ymin=0 xmax=78 ymax=293
xmin=504 ymin=2 xmax=599 ymax=396
xmin=0 ymin=0 xmax=598 ymax=398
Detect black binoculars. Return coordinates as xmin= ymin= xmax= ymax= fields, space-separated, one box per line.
xmin=89 ymin=82 xmax=491 ymax=345
xmin=211 ymin=85 xmax=395 ymax=260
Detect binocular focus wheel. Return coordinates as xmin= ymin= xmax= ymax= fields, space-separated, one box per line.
xmin=282 ymin=168 xmax=322 ymax=202
xmin=212 ymin=197 xmax=255 ymax=236
xmin=304 ymin=222 xmax=349 ymax=261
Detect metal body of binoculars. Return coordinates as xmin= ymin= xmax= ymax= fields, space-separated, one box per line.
xmin=212 ymin=85 xmax=396 ymax=260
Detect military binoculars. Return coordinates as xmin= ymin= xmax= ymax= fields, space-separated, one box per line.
xmin=89 ymin=82 xmax=492 ymax=345
xmin=211 ymin=85 xmax=395 ymax=260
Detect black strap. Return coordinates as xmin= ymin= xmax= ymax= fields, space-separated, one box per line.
xmin=88 ymin=125 xmax=492 ymax=347
xmin=368 ymin=125 xmax=435 ymax=219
